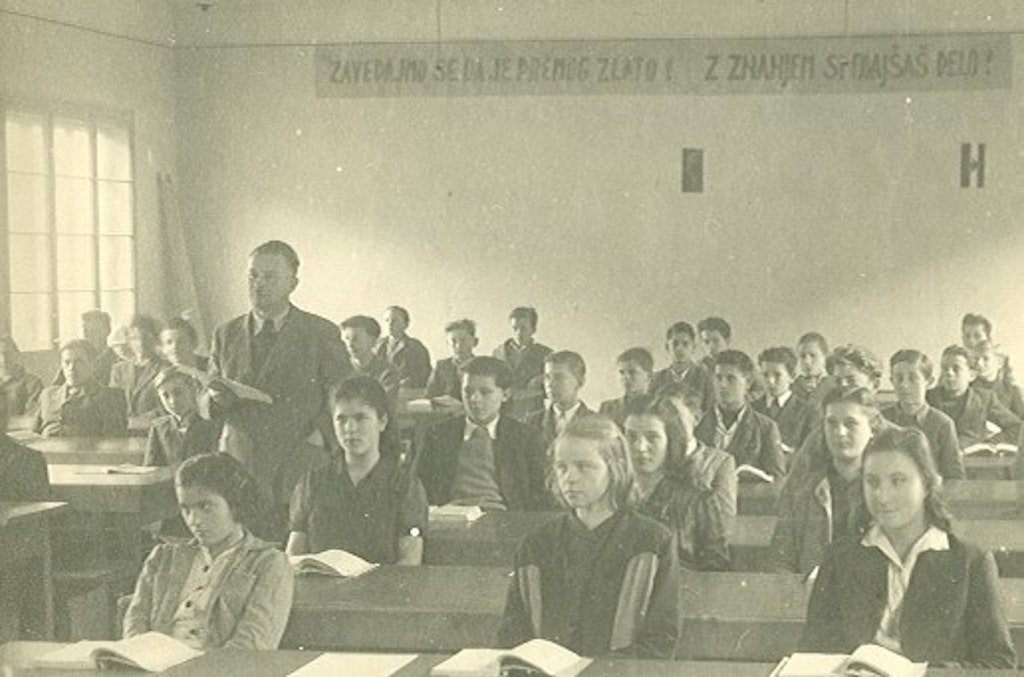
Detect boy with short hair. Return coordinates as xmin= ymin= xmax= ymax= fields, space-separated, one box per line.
xmin=650 ymin=321 xmax=715 ymax=414
xmin=882 ymin=350 xmax=965 ymax=479
xmin=377 ymin=305 xmax=432 ymax=389
xmin=36 ymin=340 xmax=127 ymax=437
xmin=599 ymin=347 xmax=654 ymax=427
xmin=145 ymin=368 xmax=221 ymax=467
xmin=961 ymin=313 xmax=1016 ymax=387
xmin=792 ymin=332 xmax=838 ymax=408
xmin=341 ymin=315 xmax=400 ymax=402
xmin=752 ymin=347 xmax=813 ymax=453
xmin=426 ymin=319 xmax=478 ymax=401
xmin=493 ymin=306 xmax=553 ymax=420
xmin=694 ymin=349 xmax=785 ymax=481
xmin=110 ymin=314 xmax=171 ymax=423
xmin=417 ymin=356 xmax=550 ymax=511
xmin=971 ymin=340 xmax=1024 ymax=418
xmin=160 ymin=316 xmax=208 ymax=371
xmin=829 ymin=344 xmax=884 ymax=393
xmin=525 ymin=350 xmax=591 ymax=445
xmin=697 ymin=317 xmax=731 ymax=374
xmin=926 ymin=345 xmax=1022 ymax=448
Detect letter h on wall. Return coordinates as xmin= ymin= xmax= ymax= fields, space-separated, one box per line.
xmin=960 ymin=143 xmax=985 ymax=188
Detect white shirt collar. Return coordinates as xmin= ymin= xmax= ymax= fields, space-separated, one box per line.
xmin=552 ymin=400 xmax=582 ymax=419
xmin=251 ymin=305 xmax=291 ymax=332
xmin=463 ymin=416 xmax=500 ymax=441
xmin=861 ymin=524 xmax=949 ymax=568
xmin=774 ymin=390 xmax=792 ymax=408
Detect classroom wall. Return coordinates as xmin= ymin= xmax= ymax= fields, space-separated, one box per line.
xmin=1 ymin=1 xmax=178 ymax=376
xmin=171 ymin=0 xmax=1024 ymax=401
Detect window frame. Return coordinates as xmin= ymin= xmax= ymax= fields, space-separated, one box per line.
xmin=1 ymin=96 xmax=138 ymax=350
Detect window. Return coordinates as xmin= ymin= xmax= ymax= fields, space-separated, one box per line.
xmin=4 ymin=109 xmax=135 ymax=350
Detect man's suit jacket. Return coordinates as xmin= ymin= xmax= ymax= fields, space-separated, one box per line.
xmin=145 ymin=414 xmax=222 ymax=467
xmin=650 ymin=363 xmax=716 ymax=414
xmin=524 ymin=402 xmax=591 ymax=447
xmin=694 ymin=407 xmax=785 ymax=480
xmin=0 ymin=435 xmax=49 ymax=501
xmin=376 ymin=335 xmax=431 ymax=388
xmin=926 ymin=385 xmax=1022 ymax=448
xmin=35 ymin=381 xmax=127 ymax=437
xmin=110 ymin=358 xmax=170 ymax=418
xmin=881 ymin=404 xmax=965 ymax=480
xmin=207 ymin=305 xmax=348 ymax=503
xmin=750 ymin=392 xmax=814 ymax=453
xmin=802 ymin=534 xmax=1017 ymax=668
xmin=416 ymin=415 xmax=552 ymax=510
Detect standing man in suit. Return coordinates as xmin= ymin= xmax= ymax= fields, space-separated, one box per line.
xmin=205 ymin=240 xmax=349 ymax=538
xmin=525 ymin=350 xmax=590 ymax=446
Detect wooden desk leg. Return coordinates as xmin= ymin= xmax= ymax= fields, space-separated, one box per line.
xmin=39 ymin=522 xmax=55 ymax=638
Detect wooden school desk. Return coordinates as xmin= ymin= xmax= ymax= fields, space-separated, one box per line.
xmin=738 ymin=479 xmax=1021 ymax=519
xmin=0 ymin=644 xmax=805 ymax=677
xmin=284 ymin=565 xmax=1024 ymax=663
xmin=964 ymin=455 xmax=1017 ymax=480
xmin=0 ymin=503 xmax=66 ymax=640
xmin=425 ymin=511 xmax=557 ymax=565
xmin=26 ymin=437 xmax=146 ymax=466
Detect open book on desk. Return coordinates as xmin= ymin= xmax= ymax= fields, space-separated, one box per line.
xmin=176 ymin=364 xmax=273 ymax=404
xmin=770 ymin=644 xmax=926 ymax=677
xmin=32 ymin=632 xmax=203 ymax=672
xmin=73 ymin=464 xmax=158 ymax=475
xmin=736 ymin=464 xmax=775 ymax=483
xmin=963 ymin=441 xmax=1018 ymax=456
xmin=431 ymin=639 xmax=591 ymax=677
xmin=429 ymin=503 xmax=485 ymax=522
xmin=289 ymin=549 xmax=378 ymax=578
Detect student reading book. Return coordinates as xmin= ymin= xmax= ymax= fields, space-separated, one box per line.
xmin=498 ymin=414 xmax=680 ymax=659
xmin=801 ymin=427 xmax=1016 ymax=668
xmin=432 ymin=638 xmax=591 ymax=677
xmin=123 ymin=453 xmax=293 ymax=650
xmin=33 ymin=631 xmax=202 ymax=672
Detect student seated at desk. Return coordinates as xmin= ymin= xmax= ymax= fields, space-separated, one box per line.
xmin=287 ymin=376 xmax=427 ymax=564
xmin=492 ymin=306 xmax=552 ymax=419
xmin=625 ymin=395 xmax=736 ymax=571
xmin=802 ymin=427 xmax=1017 ymax=668
xmin=881 ymin=350 xmax=964 ymax=480
xmin=376 ymin=305 xmax=432 ymax=389
xmin=499 ymin=414 xmax=680 ymax=658
xmin=926 ymin=345 xmax=1021 ymax=448
xmin=52 ymin=310 xmax=120 ymax=388
xmin=971 ymin=339 xmax=1024 ymax=419
xmin=771 ymin=388 xmax=880 ymax=575
xmin=694 ymin=350 xmax=785 ymax=482
xmin=341 ymin=315 xmax=399 ymax=403
xmin=599 ymin=347 xmax=654 ymax=427
xmin=110 ymin=314 xmax=171 ymax=424
xmin=145 ymin=368 xmax=220 ymax=467
xmin=160 ymin=316 xmax=209 ymax=372
xmin=35 ymin=340 xmax=127 ymax=437
xmin=426 ymin=319 xmax=477 ymax=402
xmin=0 ymin=394 xmax=49 ymax=501
xmin=752 ymin=346 xmax=814 ymax=455
xmin=525 ymin=350 xmax=591 ymax=446
xmin=650 ymin=321 xmax=714 ymax=415
xmin=124 ymin=453 xmax=293 ymax=650
xmin=0 ymin=336 xmax=43 ymax=418
xmin=417 ymin=356 xmax=550 ymax=511
xmin=962 ymin=312 xmax=1015 ymax=391
xmin=792 ymin=332 xmax=839 ymax=409
xmin=697 ymin=316 xmax=731 ymax=376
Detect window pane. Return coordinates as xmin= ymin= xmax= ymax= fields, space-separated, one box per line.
xmin=97 ymin=125 xmax=131 ymax=181
xmin=9 ymin=233 xmax=52 ymax=292
xmin=99 ymin=236 xmax=134 ymax=289
xmin=100 ymin=291 xmax=135 ymax=329
xmin=5 ymin=113 xmax=46 ymax=174
xmin=56 ymin=235 xmax=96 ymax=291
xmin=55 ymin=177 xmax=95 ymax=234
xmin=53 ymin=119 xmax=93 ymax=178
xmin=58 ymin=292 xmax=97 ymax=344
xmin=11 ymin=293 xmax=53 ymax=351
xmin=7 ymin=173 xmax=49 ymax=233
xmin=98 ymin=181 xmax=133 ymax=235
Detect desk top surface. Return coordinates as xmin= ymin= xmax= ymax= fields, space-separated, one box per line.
xmin=26 ymin=436 xmax=148 ymax=453
xmin=0 ymin=501 xmax=66 ymax=523
xmin=47 ymin=464 xmax=174 ymax=487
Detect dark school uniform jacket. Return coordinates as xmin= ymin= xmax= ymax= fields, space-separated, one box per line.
xmin=971 ymin=375 xmax=1024 ymax=419
xmin=35 ymin=380 xmax=128 ymax=437
xmin=499 ymin=509 xmax=681 ymax=659
xmin=650 ymin=363 xmax=716 ymax=414
xmin=926 ymin=385 xmax=1022 ymax=448
xmin=145 ymin=413 xmax=222 ymax=467
xmin=802 ymin=534 xmax=1016 ymax=668
xmin=523 ymin=402 xmax=592 ymax=447
xmin=751 ymin=391 xmax=814 ymax=453
xmin=425 ymin=357 xmax=468 ymax=400
xmin=415 ymin=415 xmax=551 ymax=511
xmin=206 ymin=305 xmax=349 ymax=504
xmin=638 ymin=443 xmax=736 ymax=571
xmin=375 ymin=335 xmax=431 ymax=388
xmin=694 ymin=407 xmax=786 ymax=481
xmin=880 ymin=404 xmax=965 ymax=479
xmin=110 ymin=357 xmax=171 ymax=419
